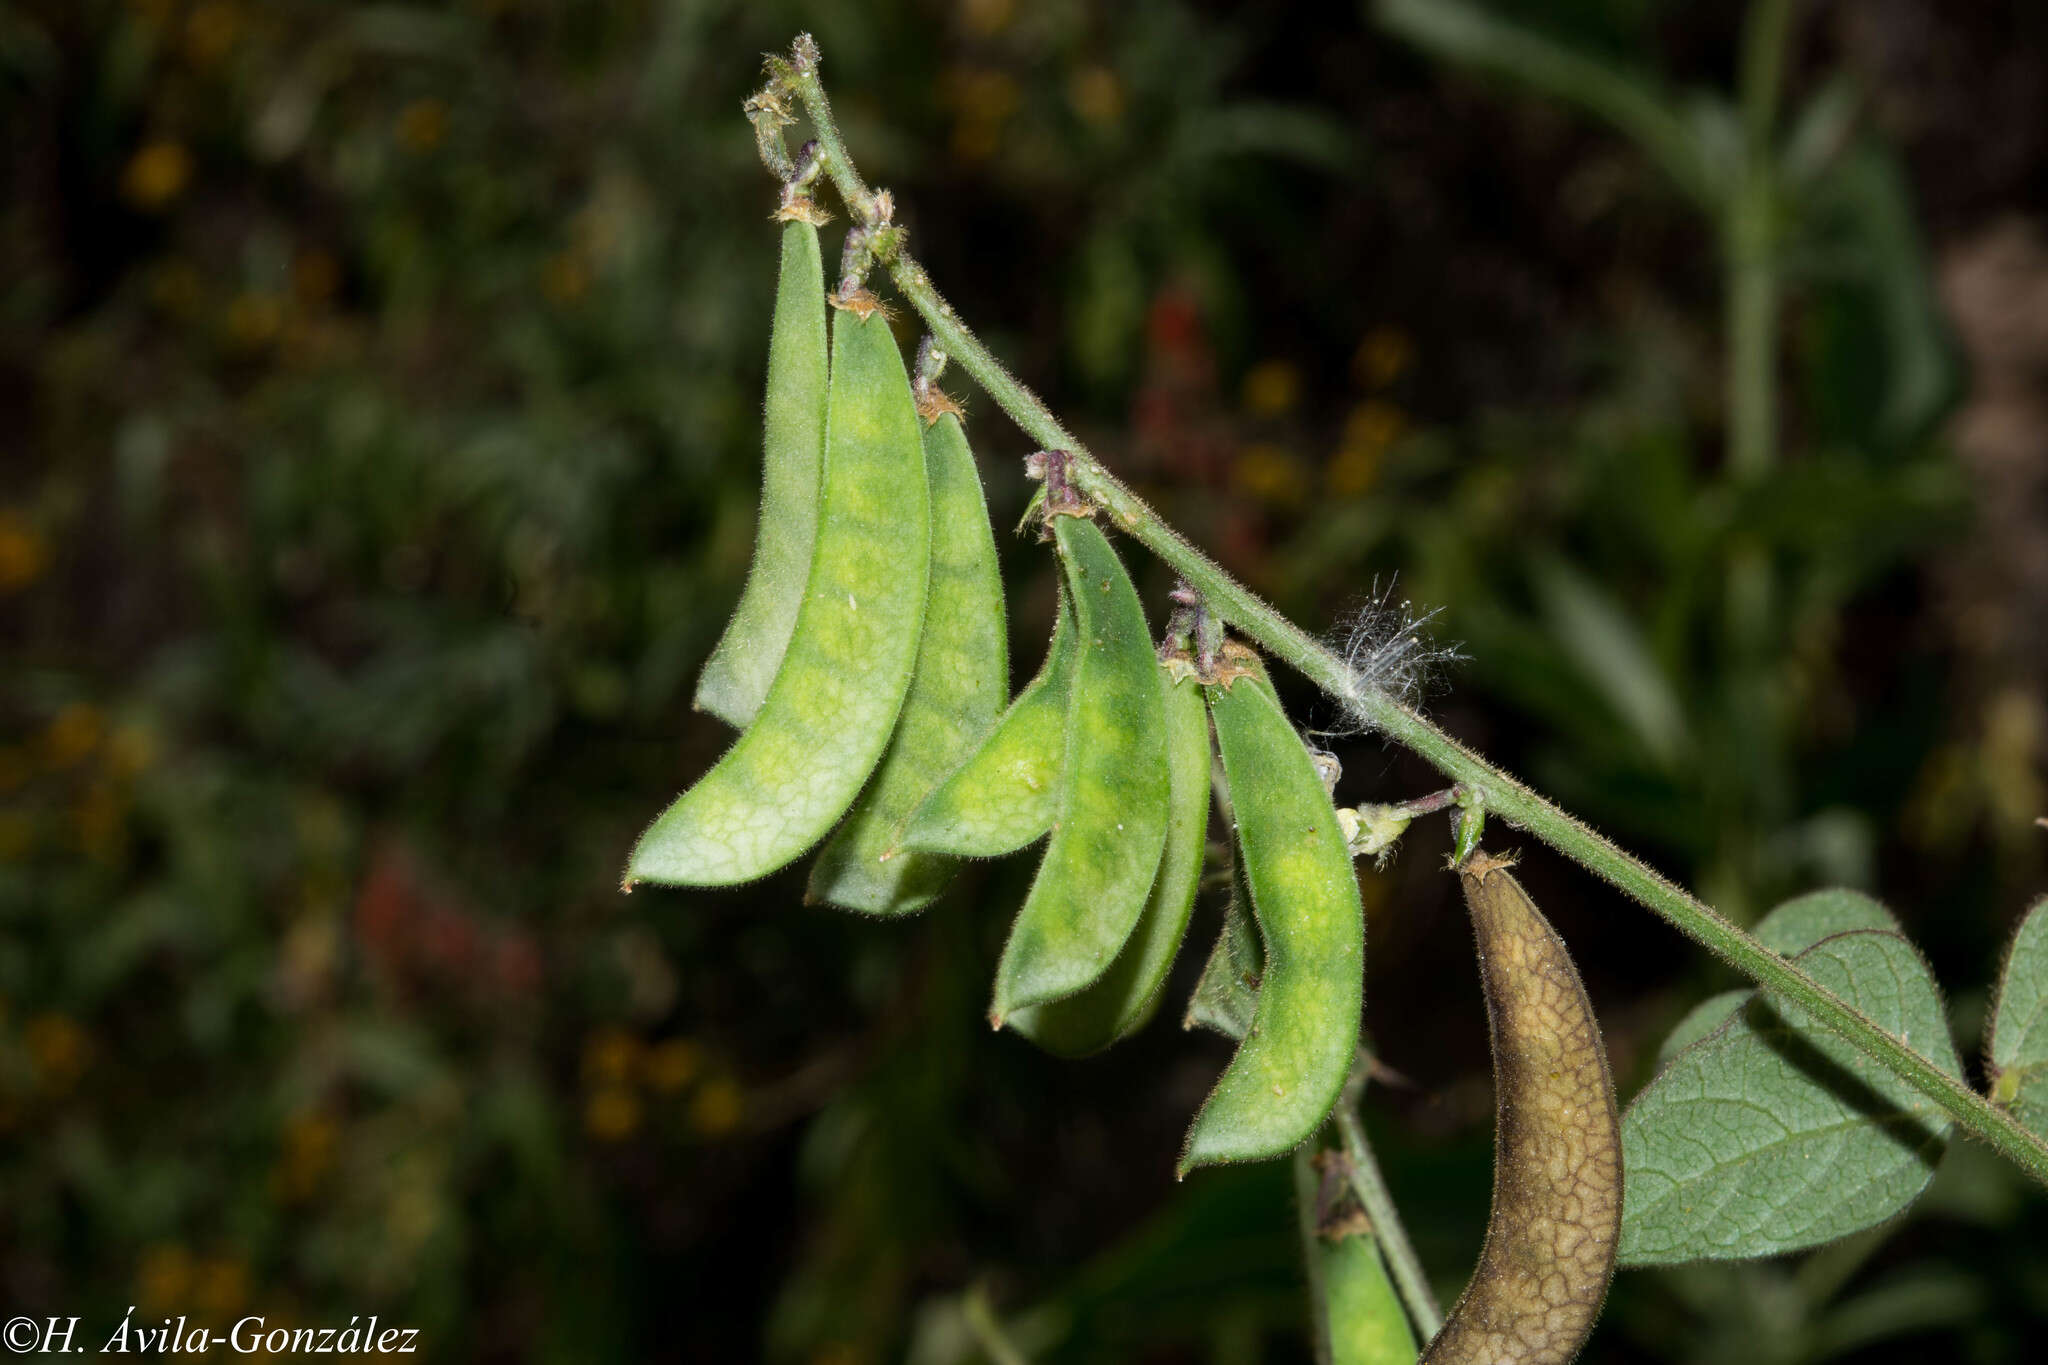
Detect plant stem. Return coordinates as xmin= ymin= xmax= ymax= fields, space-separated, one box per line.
xmin=1726 ymin=0 xmax=1795 ymax=481
xmin=775 ymin=39 xmax=2048 ymax=1192
xmin=1725 ymin=195 xmax=1777 ymax=482
xmin=1335 ymin=1057 xmax=1444 ymax=1340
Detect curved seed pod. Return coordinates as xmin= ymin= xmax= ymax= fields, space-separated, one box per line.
xmin=807 ymin=411 xmax=1008 ymax=913
xmin=695 ymin=219 xmax=830 ymax=729
xmin=625 ymin=305 xmax=930 ymax=887
xmin=1007 ymin=663 xmax=1210 ymax=1054
xmin=989 ymin=516 xmax=1170 ymax=1022
xmin=1185 ymin=844 xmax=1262 ymax=1041
xmin=892 ymin=587 xmax=1077 ymax=859
xmin=1422 ymin=852 xmax=1620 ymax=1365
xmin=1182 ymin=664 xmax=1363 ymax=1174
xmin=1300 ymin=1149 xmax=1420 ymax=1365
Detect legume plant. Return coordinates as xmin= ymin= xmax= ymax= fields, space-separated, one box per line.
xmin=624 ymin=33 xmax=2048 ymax=1364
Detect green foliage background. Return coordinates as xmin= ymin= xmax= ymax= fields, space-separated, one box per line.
xmin=4 ymin=0 xmax=2045 ymax=1360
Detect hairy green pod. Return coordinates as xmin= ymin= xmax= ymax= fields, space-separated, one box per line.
xmin=695 ymin=219 xmax=830 ymax=729
xmin=1325 ymin=1229 xmax=1419 ymax=1365
xmin=1185 ymin=858 xmax=1262 ymax=1041
xmin=989 ymin=516 xmax=1170 ymax=1023
xmin=1422 ymin=853 xmax=1620 ymax=1365
xmin=1007 ymin=663 xmax=1210 ymax=1054
xmin=1299 ymin=1150 xmax=1419 ymax=1365
xmin=626 ymin=305 xmax=929 ymax=887
xmin=807 ymin=412 xmax=1007 ymax=913
xmin=1181 ymin=665 xmax=1363 ymax=1175
xmin=893 ymin=588 xmax=1077 ymax=859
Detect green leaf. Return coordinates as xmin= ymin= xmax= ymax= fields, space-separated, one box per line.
xmin=1988 ymin=897 xmax=2048 ymax=1140
xmin=1620 ymin=925 xmax=1962 ymax=1264
xmin=1656 ymin=887 xmax=1901 ymax=1068
xmin=1754 ymin=887 xmax=1899 ymax=955
xmin=1798 ymin=142 xmax=1961 ymax=450
xmin=1532 ymin=557 xmax=1689 ymax=767
xmin=1372 ymin=0 xmax=1717 ymax=204
xmin=1655 ymin=990 xmax=1747 ymax=1070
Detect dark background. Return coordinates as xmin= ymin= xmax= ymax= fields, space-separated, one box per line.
xmin=4 ymin=0 xmax=2046 ymax=1360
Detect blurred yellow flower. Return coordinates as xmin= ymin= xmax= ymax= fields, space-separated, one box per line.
xmin=122 ymin=141 xmax=192 ymax=210
xmin=43 ymin=703 xmax=101 ymax=768
xmin=0 ymin=811 xmax=34 ymax=861
xmin=689 ymin=1076 xmax=745 ymax=1136
xmin=0 ymin=511 xmax=45 ymax=592
xmin=226 ymin=293 xmax=284 ymax=346
xmin=184 ymin=2 xmax=240 ymax=67
xmin=276 ymin=1111 xmax=338 ymax=1202
xmin=74 ymin=779 xmax=128 ymax=862
xmin=542 ymin=250 xmax=589 ymax=304
xmin=1231 ymin=443 xmax=1311 ymax=507
xmin=1343 ymin=399 xmax=1407 ymax=451
xmin=396 ymin=99 xmax=448 ymax=153
xmin=107 ymin=722 xmax=157 ymax=777
xmin=583 ymin=1027 xmax=642 ymax=1086
xmin=1069 ymin=66 xmax=1124 ymax=126
xmin=1326 ymin=443 xmax=1381 ymax=499
xmin=1242 ymin=359 xmax=1302 ymax=417
xmin=27 ymin=1013 xmax=90 ymax=1092
xmin=1354 ymin=326 xmax=1414 ymax=388
xmin=195 ymin=1256 xmax=249 ymax=1318
xmin=960 ymin=0 xmax=1013 ymax=38
xmin=643 ymin=1038 xmax=702 ymax=1095
xmin=585 ymin=1086 xmax=641 ymax=1141
xmin=137 ymin=1243 xmax=194 ymax=1315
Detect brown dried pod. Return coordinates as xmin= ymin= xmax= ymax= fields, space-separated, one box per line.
xmin=1423 ymin=851 xmax=1621 ymax=1365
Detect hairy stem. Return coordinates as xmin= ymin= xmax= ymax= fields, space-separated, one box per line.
xmin=771 ymin=38 xmax=2048 ymax=1191
xmin=1336 ymin=1057 xmax=1445 ymax=1340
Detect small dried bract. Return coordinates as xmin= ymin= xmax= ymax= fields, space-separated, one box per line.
xmin=773 ymin=197 xmax=831 ymax=226
xmin=1207 ymin=639 xmax=1262 ymax=689
xmin=915 ymin=387 xmax=964 ymax=425
xmin=827 ymin=287 xmax=889 ymax=320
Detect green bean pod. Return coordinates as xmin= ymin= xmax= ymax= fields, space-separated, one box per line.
xmin=1421 ymin=853 xmax=1620 ymax=1365
xmin=806 ymin=411 xmax=1008 ymax=914
xmin=1298 ymin=1150 xmax=1420 ymax=1365
xmin=892 ymin=587 xmax=1077 ymax=859
xmin=1181 ymin=664 xmax=1363 ymax=1175
xmin=989 ymin=515 xmax=1170 ymax=1023
xmin=1184 ymin=852 xmax=1262 ymax=1041
xmin=625 ymin=303 xmax=929 ymax=887
xmin=1007 ymin=662 xmax=1211 ymax=1054
xmin=694 ymin=219 xmax=830 ymax=730
xmin=1326 ymin=1233 xmax=1420 ymax=1365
